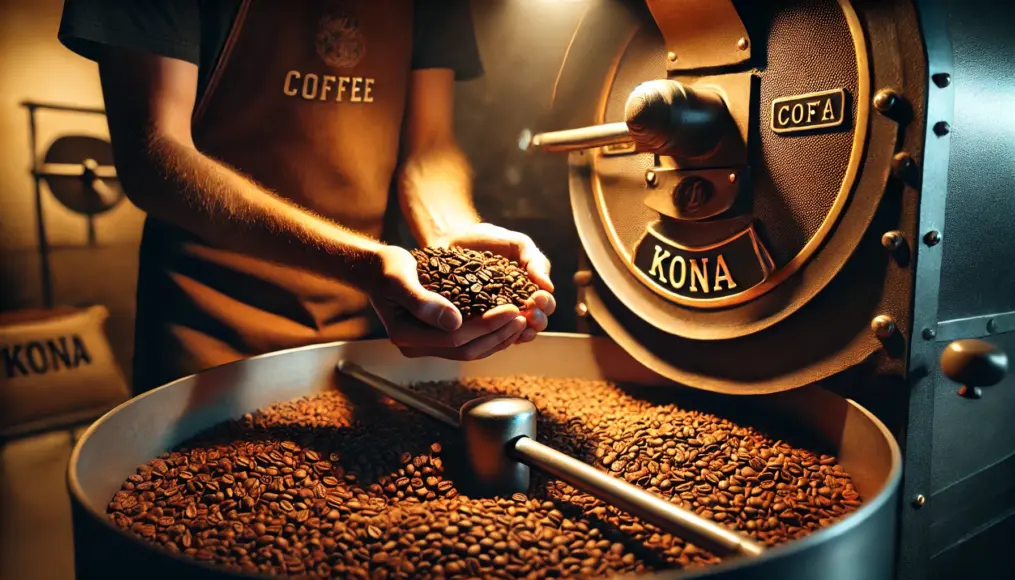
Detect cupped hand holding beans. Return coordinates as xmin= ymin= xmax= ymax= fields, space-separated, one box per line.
xmin=429 ymin=223 xmax=556 ymax=344
xmin=369 ymin=243 xmax=547 ymax=361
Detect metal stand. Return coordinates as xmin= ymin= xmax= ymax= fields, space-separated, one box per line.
xmin=21 ymin=101 xmax=111 ymax=309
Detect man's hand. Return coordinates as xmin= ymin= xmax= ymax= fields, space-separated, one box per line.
xmin=370 ymin=245 xmax=528 ymax=360
xmin=430 ymin=223 xmax=556 ymax=344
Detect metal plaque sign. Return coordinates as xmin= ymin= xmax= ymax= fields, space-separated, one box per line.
xmin=771 ymin=88 xmax=846 ymax=134
xmin=632 ymin=223 xmax=773 ymax=301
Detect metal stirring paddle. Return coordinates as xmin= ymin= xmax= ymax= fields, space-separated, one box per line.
xmin=337 ymin=361 xmax=765 ymax=560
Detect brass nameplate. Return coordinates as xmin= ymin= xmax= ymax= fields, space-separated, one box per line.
xmin=632 ymin=223 xmax=773 ymax=301
xmin=771 ymin=88 xmax=846 ymax=134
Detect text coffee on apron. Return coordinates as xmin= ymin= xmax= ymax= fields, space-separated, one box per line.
xmin=134 ymin=0 xmax=413 ymax=392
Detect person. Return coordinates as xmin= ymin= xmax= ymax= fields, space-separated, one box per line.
xmin=58 ymin=0 xmax=556 ymax=394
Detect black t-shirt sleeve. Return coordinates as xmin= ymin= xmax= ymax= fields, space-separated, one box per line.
xmin=58 ymin=0 xmax=202 ymax=64
xmin=412 ymin=0 xmax=484 ymax=81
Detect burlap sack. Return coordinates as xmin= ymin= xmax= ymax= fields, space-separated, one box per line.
xmin=0 ymin=305 xmax=129 ymax=436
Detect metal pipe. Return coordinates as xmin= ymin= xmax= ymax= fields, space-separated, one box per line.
xmin=512 ymin=436 xmax=765 ymax=559
xmin=336 ymin=362 xmax=765 ymax=560
xmin=529 ymin=122 xmax=632 ymax=152
xmin=337 ymin=361 xmax=460 ymax=428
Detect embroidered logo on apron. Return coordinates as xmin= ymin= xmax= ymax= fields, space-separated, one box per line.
xmin=315 ymin=11 xmax=366 ymax=68
xmin=283 ymin=5 xmax=375 ymax=102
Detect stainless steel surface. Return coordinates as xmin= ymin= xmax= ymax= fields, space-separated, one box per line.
xmin=936 ymin=310 xmax=1015 ymax=341
xmin=460 ymin=396 xmax=537 ymax=495
xmin=901 ymin=0 xmax=955 ymax=576
xmin=531 ymin=122 xmax=632 ymax=152
xmin=337 ymin=360 xmax=460 ymax=427
xmin=512 ymin=436 xmax=765 ymax=559
xmin=68 ymin=334 xmax=902 ymax=580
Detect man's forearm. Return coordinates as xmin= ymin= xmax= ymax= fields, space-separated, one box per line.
xmin=399 ymin=143 xmax=481 ymax=246
xmin=119 ymin=132 xmax=384 ymax=288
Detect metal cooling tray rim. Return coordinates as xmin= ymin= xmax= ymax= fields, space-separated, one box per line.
xmin=67 ymin=333 xmax=901 ymax=580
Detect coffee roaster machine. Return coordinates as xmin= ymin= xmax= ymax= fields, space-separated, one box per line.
xmin=68 ymin=1 xmax=1013 ymax=579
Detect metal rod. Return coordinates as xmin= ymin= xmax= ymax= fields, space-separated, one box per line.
xmin=512 ymin=436 xmax=765 ymax=559
xmin=337 ymin=361 xmax=460 ymax=428
xmin=26 ymin=106 xmax=53 ymax=309
xmin=21 ymin=101 xmax=106 ymax=115
xmin=530 ymin=122 xmax=632 ymax=152
xmin=336 ymin=362 xmax=765 ymax=559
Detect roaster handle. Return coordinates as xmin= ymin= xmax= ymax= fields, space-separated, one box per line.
xmin=941 ymin=339 xmax=1009 ymax=399
xmin=528 ymin=80 xmax=728 ymax=157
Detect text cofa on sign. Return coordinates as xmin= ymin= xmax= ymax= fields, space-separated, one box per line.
xmin=771 ymin=88 xmax=847 ymax=134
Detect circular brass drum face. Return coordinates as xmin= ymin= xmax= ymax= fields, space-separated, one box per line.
xmin=571 ymin=0 xmax=880 ymax=340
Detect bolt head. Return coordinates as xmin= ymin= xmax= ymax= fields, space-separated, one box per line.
xmin=932 ymin=72 xmax=952 ymax=88
xmin=874 ymin=89 xmax=898 ymax=114
xmin=573 ymin=270 xmax=593 ymax=287
xmin=872 ymin=315 xmax=896 ymax=339
xmin=934 ymin=121 xmax=951 ymax=137
xmin=728 ymin=173 xmax=737 ymax=184
xmin=881 ymin=231 xmax=903 ymax=251
xmin=645 ymin=170 xmax=658 ymax=187
xmin=891 ymin=152 xmax=915 ymax=180
xmin=922 ymin=327 xmax=937 ymax=341
xmin=923 ymin=230 xmax=942 ymax=246
xmin=986 ymin=318 xmax=998 ymax=334
xmin=913 ymin=494 xmax=926 ymax=508
xmin=667 ymin=51 xmax=677 ymax=62
xmin=737 ymin=37 xmax=749 ymax=51
xmin=576 ymin=302 xmax=589 ymax=317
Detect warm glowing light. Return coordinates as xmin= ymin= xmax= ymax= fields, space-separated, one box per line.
xmin=518 ymin=129 xmax=533 ymax=151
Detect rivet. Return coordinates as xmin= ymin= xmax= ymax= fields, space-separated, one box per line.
xmin=891 ymin=152 xmax=915 ymax=180
xmin=573 ymin=270 xmax=594 ymax=287
xmin=728 ymin=173 xmax=737 ymax=184
xmin=667 ymin=52 xmax=677 ymax=62
xmin=987 ymin=318 xmax=998 ymax=334
xmin=923 ymin=230 xmax=942 ymax=247
xmin=646 ymin=170 xmax=658 ymax=187
xmin=576 ymin=302 xmax=589 ymax=317
xmin=913 ymin=495 xmax=926 ymax=508
xmin=873 ymin=89 xmax=898 ymax=114
xmin=737 ymin=37 xmax=749 ymax=51
xmin=933 ymin=121 xmax=951 ymax=137
xmin=881 ymin=231 xmax=903 ymax=251
xmin=922 ymin=327 xmax=937 ymax=341
xmin=871 ymin=315 xmax=896 ymax=340
xmin=932 ymin=72 xmax=951 ymax=88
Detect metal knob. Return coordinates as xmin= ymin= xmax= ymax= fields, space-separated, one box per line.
xmin=941 ymin=339 xmax=1009 ymax=399
xmin=530 ymin=80 xmax=729 ymax=157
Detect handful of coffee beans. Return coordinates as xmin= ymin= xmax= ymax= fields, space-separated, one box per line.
xmin=411 ymin=247 xmax=539 ymax=319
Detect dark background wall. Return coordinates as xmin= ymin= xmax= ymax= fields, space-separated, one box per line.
xmin=0 ymin=0 xmax=589 ymax=391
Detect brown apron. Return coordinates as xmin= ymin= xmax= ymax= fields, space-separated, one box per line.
xmin=133 ymin=0 xmax=413 ymax=392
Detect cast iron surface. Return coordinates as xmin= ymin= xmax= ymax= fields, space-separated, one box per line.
xmin=69 ymin=335 xmax=901 ymax=580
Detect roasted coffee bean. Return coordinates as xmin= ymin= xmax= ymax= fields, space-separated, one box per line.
xmin=412 ymin=247 xmax=540 ymax=318
xmin=110 ymin=376 xmax=861 ymax=577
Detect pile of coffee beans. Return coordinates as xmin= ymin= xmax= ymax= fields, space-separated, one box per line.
xmin=411 ymin=247 xmax=539 ymax=318
xmin=108 ymin=377 xmax=862 ymax=578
